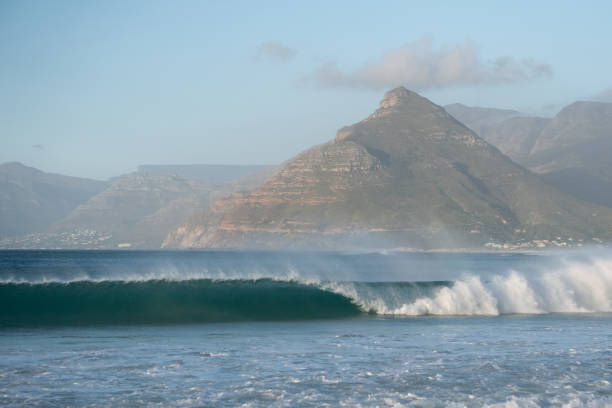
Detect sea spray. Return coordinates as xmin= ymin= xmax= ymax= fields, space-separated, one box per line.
xmin=329 ymin=256 xmax=612 ymax=316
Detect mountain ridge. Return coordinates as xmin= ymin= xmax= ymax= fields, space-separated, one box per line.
xmin=451 ymin=101 xmax=612 ymax=208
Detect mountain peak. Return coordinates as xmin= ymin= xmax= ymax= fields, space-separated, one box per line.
xmin=379 ymin=87 xmax=425 ymax=109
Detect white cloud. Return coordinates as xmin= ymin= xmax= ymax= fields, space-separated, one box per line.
xmin=309 ymin=38 xmax=552 ymax=90
xmin=254 ymin=41 xmax=296 ymax=62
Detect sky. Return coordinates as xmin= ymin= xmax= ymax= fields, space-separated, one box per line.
xmin=1 ymin=0 xmax=612 ymax=180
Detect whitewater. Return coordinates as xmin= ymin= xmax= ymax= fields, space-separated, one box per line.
xmin=326 ymin=258 xmax=612 ymax=316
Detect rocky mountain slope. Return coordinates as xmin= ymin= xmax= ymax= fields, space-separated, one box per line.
xmin=165 ymin=88 xmax=612 ymax=250
xmin=0 ymin=162 xmax=107 ymax=238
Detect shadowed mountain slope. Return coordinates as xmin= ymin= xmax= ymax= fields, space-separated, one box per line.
xmin=481 ymin=116 xmax=551 ymax=162
xmin=455 ymin=101 xmax=612 ymax=208
xmin=521 ymin=101 xmax=612 ymax=208
xmin=0 ymin=162 xmax=107 ymax=238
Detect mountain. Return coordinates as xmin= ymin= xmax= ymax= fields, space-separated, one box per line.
xmin=460 ymin=101 xmax=612 ymax=208
xmin=523 ymin=101 xmax=612 ymax=208
xmin=164 ymin=88 xmax=612 ymax=250
xmin=46 ymin=172 xmax=213 ymax=248
xmin=0 ymin=162 xmax=107 ymax=238
xmin=524 ymin=101 xmax=612 ymax=168
xmin=0 ymin=163 xmax=277 ymax=249
xmin=444 ymin=103 xmax=520 ymax=137
xmin=47 ymin=168 xmax=278 ymax=249
xmin=444 ymin=104 xmax=552 ymax=163
xmin=481 ymin=116 xmax=551 ymax=162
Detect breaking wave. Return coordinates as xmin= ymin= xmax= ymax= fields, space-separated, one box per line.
xmin=1 ymin=255 xmax=610 ymax=326
xmin=328 ymin=260 xmax=612 ymax=315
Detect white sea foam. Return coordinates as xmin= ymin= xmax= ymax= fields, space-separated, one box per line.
xmin=325 ymin=255 xmax=612 ymax=316
xmin=482 ymin=395 xmax=612 ymax=408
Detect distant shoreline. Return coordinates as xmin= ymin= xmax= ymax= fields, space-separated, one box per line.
xmin=0 ymin=245 xmax=609 ymax=254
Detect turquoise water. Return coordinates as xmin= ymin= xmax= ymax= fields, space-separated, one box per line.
xmin=0 ymin=250 xmax=610 ymax=407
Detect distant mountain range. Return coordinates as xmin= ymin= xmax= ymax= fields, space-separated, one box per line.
xmin=448 ymin=101 xmax=612 ymax=208
xmin=0 ymin=164 xmax=274 ymax=248
xmin=0 ymin=162 xmax=107 ymax=238
xmin=164 ymin=88 xmax=612 ymax=250
xmin=47 ymin=172 xmax=218 ymax=248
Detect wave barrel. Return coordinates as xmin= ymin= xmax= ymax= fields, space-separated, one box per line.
xmin=0 ymin=279 xmax=363 ymax=327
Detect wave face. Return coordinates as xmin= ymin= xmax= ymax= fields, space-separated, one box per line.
xmin=0 ymin=279 xmax=362 ymax=326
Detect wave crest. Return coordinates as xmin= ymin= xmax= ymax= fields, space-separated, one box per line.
xmin=328 ymin=257 xmax=612 ymax=316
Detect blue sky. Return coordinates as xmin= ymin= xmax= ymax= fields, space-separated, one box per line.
xmin=1 ymin=0 xmax=611 ymax=179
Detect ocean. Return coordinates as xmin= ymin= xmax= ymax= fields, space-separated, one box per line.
xmin=0 ymin=250 xmax=610 ymax=407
